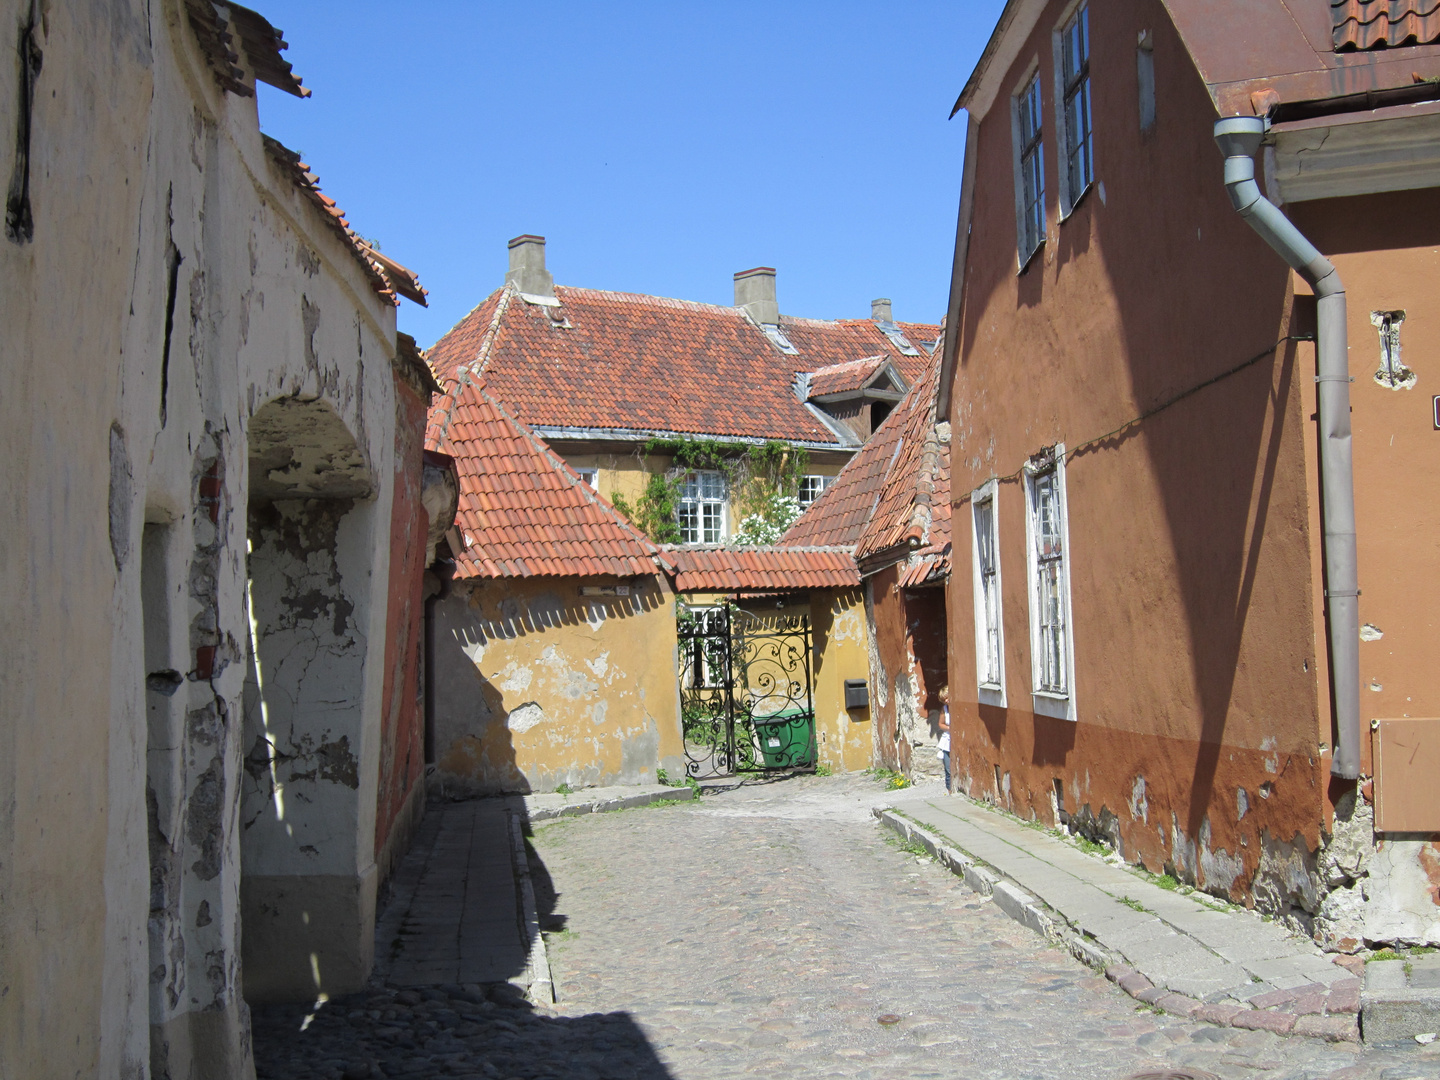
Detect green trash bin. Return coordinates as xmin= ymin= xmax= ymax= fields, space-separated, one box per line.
xmin=751 ymin=708 xmax=817 ymax=769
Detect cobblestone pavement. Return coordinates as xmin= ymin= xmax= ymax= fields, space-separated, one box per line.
xmin=252 ymin=774 xmax=1440 ymax=1080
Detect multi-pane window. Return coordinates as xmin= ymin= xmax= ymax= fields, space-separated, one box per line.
xmin=1060 ymin=3 xmax=1093 ymax=209
xmin=798 ymin=475 xmax=834 ymax=508
xmin=678 ymin=470 xmax=726 ymax=544
xmin=973 ymin=494 xmax=1003 ymax=690
xmin=1030 ymin=469 xmax=1068 ymax=696
xmin=1015 ymin=74 xmax=1046 ymax=264
xmin=575 ymin=467 xmax=598 ymax=490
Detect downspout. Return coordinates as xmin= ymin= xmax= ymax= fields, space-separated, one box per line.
xmin=1213 ymin=117 xmax=1360 ymax=779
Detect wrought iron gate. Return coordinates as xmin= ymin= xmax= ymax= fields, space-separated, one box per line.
xmin=678 ymin=603 xmax=817 ymax=777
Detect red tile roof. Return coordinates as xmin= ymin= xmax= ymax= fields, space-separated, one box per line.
xmin=806 ymin=355 xmax=905 ymax=399
xmin=781 ymin=349 xmax=950 ymax=584
xmin=664 ymin=546 xmax=860 ymax=593
xmin=426 ymin=284 xmax=937 ymax=446
xmin=263 ymin=136 xmax=427 ymax=309
xmin=1333 ymin=0 xmax=1440 ymax=50
xmin=426 ymin=372 xmax=666 ymax=579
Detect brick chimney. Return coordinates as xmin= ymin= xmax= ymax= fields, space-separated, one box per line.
xmin=506 ymin=235 xmax=555 ymax=298
xmin=871 ymin=298 xmax=893 ymax=322
xmin=734 ymin=266 xmax=778 ymax=325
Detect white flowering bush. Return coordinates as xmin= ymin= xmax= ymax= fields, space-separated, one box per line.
xmin=733 ymin=494 xmax=802 ymax=546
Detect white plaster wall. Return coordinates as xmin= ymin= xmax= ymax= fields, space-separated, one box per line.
xmin=0 ymin=0 xmax=404 ymax=1073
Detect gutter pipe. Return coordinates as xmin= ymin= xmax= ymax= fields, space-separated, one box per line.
xmin=1213 ymin=117 xmax=1360 ymax=780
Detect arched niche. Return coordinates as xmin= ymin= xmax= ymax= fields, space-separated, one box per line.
xmin=241 ymin=395 xmax=379 ymax=1003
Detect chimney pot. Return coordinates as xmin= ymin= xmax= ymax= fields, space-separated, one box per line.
xmin=734 ymin=266 xmax=779 ymax=325
xmin=506 ymin=234 xmax=555 ymax=298
xmin=871 ymin=298 xmax=893 ymax=323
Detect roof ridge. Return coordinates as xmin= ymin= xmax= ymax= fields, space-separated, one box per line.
xmin=472 ymin=285 xmax=516 ymax=377
xmin=555 ymin=285 xmax=742 ymax=316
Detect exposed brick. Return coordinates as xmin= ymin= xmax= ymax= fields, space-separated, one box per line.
xmin=1105 ymin=963 xmax=1137 ymax=983
xmin=193 ymin=644 xmax=217 ymax=681
xmin=1326 ymin=984 xmax=1361 ymax=1013
xmin=1155 ymin=992 xmax=1202 ymax=1017
xmin=1196 ymin=1003 xmax=1244 ymax=1026
xmin=1118 ymin=972 xmax=1154 ymax=996
xmin=1248 ymin=987 xmax=1299 ymax=1010
xmin=1294 ymin=1014 xmax=1360 ymax=1042
xmin=1232 ymin=1009 xmax=1298 ymax=1035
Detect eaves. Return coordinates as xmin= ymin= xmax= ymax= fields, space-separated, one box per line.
xmin=531 ymin=425 xmax=852 ymax=453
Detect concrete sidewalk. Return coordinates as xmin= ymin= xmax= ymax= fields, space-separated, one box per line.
xmin=880 ymin=792 xmax=1364 ymax=1042
xmin=373 ymin=785 xmax=691 ymax=994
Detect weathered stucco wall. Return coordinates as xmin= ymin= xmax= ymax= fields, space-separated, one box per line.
xmin=810 ymin=587 xmax=873 ymax=772
xmin=373 ymin=374 xmax=432 ymax=886
xmin=867 ymin=570 xmax=947 ymax=778
xmin=0 ymin=1 xmax=424 ymax=1074
xmin=431 ymin=574 xmax=684 ymax=794
xmin=1286 ymin=189 xmax=1440 ymax=948
xmin=946 ymin=0 xmax=1325 ymax=926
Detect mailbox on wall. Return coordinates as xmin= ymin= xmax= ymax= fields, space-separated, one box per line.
xmin=844 ymin=679 xmax=869 ymax=711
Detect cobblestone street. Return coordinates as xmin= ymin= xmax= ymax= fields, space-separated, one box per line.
xmin=253 ymin=775 xmax=1440 ymax=1080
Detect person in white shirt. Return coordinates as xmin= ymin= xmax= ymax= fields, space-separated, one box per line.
xmin=937 ymin=685 xmax=951 ymax=793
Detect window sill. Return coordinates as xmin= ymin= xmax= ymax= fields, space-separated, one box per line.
xmin=1032 ymin=691 xmax=1074 ymax=722
xmin=1058 ymin=180 xmax=1093 ymax=223
xmin=1016 ymin=239 xmax=1045 ymax=276
xmin=978 ymin=685 xmax=1006 ymax=709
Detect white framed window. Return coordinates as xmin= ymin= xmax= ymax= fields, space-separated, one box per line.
xmin=798 ymin=474 xmax=834 ymax=508
xmin=970 ymin=480 xmax=1006 ymax=707
xmin=1054 ymin=1 xmax=1093 ymax=217
xmin=574 ymin=467 xmax=598 ymax=490
xmin=678 ymin=470 xmax=726 ymax=544
xmin=1012 ymin=69 xmax=1046 ymax=268
xmin=1023 ymin=447 xmax=1076 ymax=721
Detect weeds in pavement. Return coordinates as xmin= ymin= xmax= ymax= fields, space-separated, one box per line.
xmin=1369 ymin=949 xmax=1402 ymax=963
xmin=883 ymin=832 xmax=933 ymax=860
xmin=867 ymin=767 xmax=911 ymax=790
xmin=1119 ymin=896 xmax=1151 ymax=914
xmin=554 ymin=783 xmax=573 ymax=797
xmin=1155 ymin=874 xmax=1179 ymax=891
xmin=657 ymin=767 xmax=703 ymax=798
xmin=814 ymin=761 xmax=833 ymax=778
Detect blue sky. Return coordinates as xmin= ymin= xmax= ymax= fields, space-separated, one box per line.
xmin=255 ymin=3 xmax=1005 ymax=348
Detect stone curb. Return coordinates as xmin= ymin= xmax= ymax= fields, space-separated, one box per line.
xmin=872 ymin=807 xmax=1360 ymax=1044
xmin=507 ymin=810 xmax=554 ymax=1005
xmin=525 ymin=786 xmax=695 ymax=822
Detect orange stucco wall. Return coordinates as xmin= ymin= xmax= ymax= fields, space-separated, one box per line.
xmin=946 ymin=0 xmax=1330 ymax=905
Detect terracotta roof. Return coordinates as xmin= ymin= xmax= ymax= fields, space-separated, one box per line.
xmin=664 ymin=546 xmax=860 ymax=593
xmin=1334 ymin=0 xmax=1440 ymax=50
xmin=262 ymin=136 xmax=426 ymax=309
xmin=854 ymin=354 xmax=950 ymax=570
xmin=781 ymin=349 xmax=950 ymax=585
xmin=184 ymin=0 xmax=309 ymax=99
xmin=426 ymin=285 xmax=937 ymax=446
xmin=779 ymin=395 xmax=908 ymax=548
xmin=806 ymin=355 xmax=905 ymax=399
xmin=426 ymin=372 xmax=666 ymax=579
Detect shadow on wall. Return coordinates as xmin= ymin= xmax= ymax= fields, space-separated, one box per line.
xmin=448 ymin=583 xmax=665 ymax=650
xmin=249 ymin=798 xmax=677 ymax=1079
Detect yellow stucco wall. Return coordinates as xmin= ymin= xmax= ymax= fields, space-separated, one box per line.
xmin=431 ymin=573 xmax=683 ymax=794
xmin=559 ymin=450 xmax=848 ymax=542
xmin=810 ymin=588 xmax=874 ymax=772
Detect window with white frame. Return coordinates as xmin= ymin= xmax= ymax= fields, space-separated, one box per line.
xmin=798 ymin=474 xmax=834 ymax=508
xmin=1013 ymin=73 xmax=1046 ymax=266
xmin=574 ymin=467 xmax=598 ymax=490
xmin=678 ymin=470 xmax=726 ymax=544
xmin=1024 ymin=449 xmax=1075 ymax=719
xmin=971 ymin=482 xmax=1005 ymax=705
xmin=1056 ymin=2 xmax=1093 ymax=215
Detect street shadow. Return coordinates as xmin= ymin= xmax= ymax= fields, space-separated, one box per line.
xmin=250 ymin=795 xmax=678 ymax=1080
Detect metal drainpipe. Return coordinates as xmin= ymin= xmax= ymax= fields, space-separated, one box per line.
xmin=1213 ymin=117 xmax=1360 ymax=779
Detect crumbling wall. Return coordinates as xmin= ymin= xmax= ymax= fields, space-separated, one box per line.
xmin=809 ymin=587 xmax=872 ymax=772
xmin=431 ymin=574 xmax=683 ymax=795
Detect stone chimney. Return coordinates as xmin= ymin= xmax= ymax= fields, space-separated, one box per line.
xmin=506 ymin=235 xmax=555 ymax=298
xmin=734 ymin=266 xmax=778 ymax=325
xmin=871 ymin=298 xmax=893 ymax=322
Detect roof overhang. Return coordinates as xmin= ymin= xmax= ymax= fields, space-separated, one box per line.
xmin=952 ymin=0 xmax=1049 ymax=121
xmin=530 ymin=425 xmax=851 ymax=453
xmin=1268 ymin=98 xmax=1440 ymax=203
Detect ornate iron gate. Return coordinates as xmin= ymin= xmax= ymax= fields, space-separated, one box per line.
xmin=678 ymin=603 xmax=816 ymax=777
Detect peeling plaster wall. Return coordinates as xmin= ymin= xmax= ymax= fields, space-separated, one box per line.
xmin=866 ymin=568 xmax=945 ymax=778
xmin=944 ymin=0 xmax=1330 ymax=927
xmin=0 ymin=1 xmax=417 ymax=1074
xmin=809 ymin=587 xmax=873 ymax=772
xmin=431 ymin=575 xmax=683 ymax=794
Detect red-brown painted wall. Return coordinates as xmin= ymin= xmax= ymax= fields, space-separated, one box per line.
xmin=869 ymin=570 xmax=950 ymax=777
xmin=946 ymin=0 xmax=1330 ymax=906
xmin=374 ymin=373 xmax=431 ymax=881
